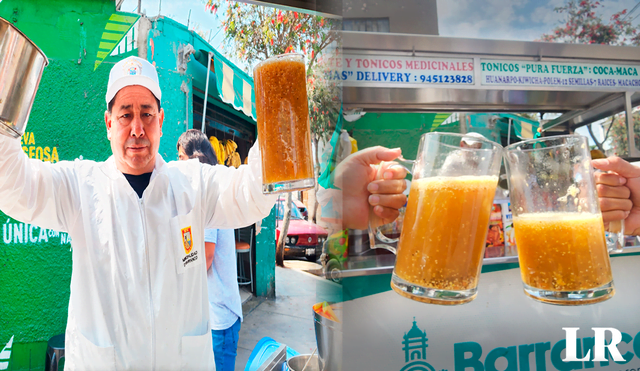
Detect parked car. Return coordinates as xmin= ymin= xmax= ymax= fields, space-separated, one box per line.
xmin=293 ymin=199 xmax=308 ymax=220
xmin=276 ymin=197 xmax=328 ymax=261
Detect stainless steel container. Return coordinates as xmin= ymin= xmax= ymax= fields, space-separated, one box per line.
xmin=286 ymin=354 xmax=320 ymax=371
xmin=0 ymin=16 xmax=48 ymax=138
xmin=313 ymin=305 xmax=342 ymax=371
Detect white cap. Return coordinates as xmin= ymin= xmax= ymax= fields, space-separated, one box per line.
xmin=105 ymin=56 xmax=162 ymax=104
xmin=461 ymin=132 xmax=486 ymax=146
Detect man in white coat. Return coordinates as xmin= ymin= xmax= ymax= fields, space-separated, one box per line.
xmin=0 ymin=56 xmax=408 ymax=370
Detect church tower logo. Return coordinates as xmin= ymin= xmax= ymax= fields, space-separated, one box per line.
xmin=400 ymin=319 xmax=436 ymax=371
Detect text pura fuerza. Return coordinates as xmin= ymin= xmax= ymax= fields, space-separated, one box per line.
xmin=481 ymin=61 xmax=639 ymax=77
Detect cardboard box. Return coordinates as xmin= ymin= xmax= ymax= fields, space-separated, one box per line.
xmin=484 ymin=203 xmax=505 ymax=258
xmin=501 ymin=201 xmax=517 ymax=256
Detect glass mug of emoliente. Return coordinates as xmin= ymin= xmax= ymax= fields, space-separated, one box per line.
xmin=253 ymin=53 xmax=315 ymax=194
xmin=504 ymin=135 xmax=615 ymax=305
xmin=368 ymin=132 xmax=503 ymax=305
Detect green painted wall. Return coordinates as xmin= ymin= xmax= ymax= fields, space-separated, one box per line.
xmin=344 ymin=112 xmax=441 ymax=160
xmin=255 ymin=208 xmax=277 ymax=298
xmin=345 ymin=112 xmax=505 ymax=159
xmin=148 ymin=17 xmax=275 ymax=299
xmin=147 ymin=17 xmax=190 ymax=160
xmin=147 ymin=16 xmax=257 ymax=159
xmin=0 ymin=1 xmax=137 ymax=369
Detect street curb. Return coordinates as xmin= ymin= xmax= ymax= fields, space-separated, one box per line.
xmin=242 ymin=296 xmax=264 ymax=317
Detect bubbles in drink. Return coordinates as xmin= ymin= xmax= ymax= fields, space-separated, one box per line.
xmin=513 ymin=212 xmax=612 ymax=292
xmin=394 ymin=176 xmax=498 ymax=292
xmin=254 ymin=55 xmax=313 ymax=186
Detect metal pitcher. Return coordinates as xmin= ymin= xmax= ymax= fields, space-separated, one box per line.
xmin=0 ymin=16 xmax=48 ymax=138
xmin=286 ymin=355 xmax=321 ymax=371
xmin=313 ymin=305 xmax=342 ymax=371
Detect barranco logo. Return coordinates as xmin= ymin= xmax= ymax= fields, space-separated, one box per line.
xmin=453 ymin=328 xmax=640 ymax=371
xmin=401 ymin=318 xmax=437 ymax=371
xmin=404 ymin=324 xmax=640 ymax=371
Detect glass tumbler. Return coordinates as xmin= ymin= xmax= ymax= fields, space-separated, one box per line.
xmin=505 ymin=135 xmax=615 ymax=305
xmin=253 ymin=53 xmax=314 ymax=194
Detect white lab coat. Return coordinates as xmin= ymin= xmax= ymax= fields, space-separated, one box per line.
xmin=0 ymin=134 xmax=276 ymax=370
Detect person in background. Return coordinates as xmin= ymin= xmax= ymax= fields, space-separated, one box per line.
xmin=177 ymin=129 xmax=218 ymax=165
xmin=177 ymin=129 xmax=242 ymax=371
xmin=438 ymin=132 xmax=487 ymax=177
xmin=460 ymin=132 xmax=485 ymax=150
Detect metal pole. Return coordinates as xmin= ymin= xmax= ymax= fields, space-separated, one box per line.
xmin=201 ymin=51 xmax=213 ymax=134
xmin=507 ymin=118 xmax=512 ymax=145
xmin=625 ymin=92 xmax=640 ymax=157
xmin=181 ymin=81 xmax=190 ymax=129
xmin=460 ymin=113 xmax=467 ymax=134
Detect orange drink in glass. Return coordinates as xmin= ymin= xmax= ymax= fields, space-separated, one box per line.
xmin=385 ymin=133 xmax=503 ymax=305
xmin=253 ymin=53 xmax=314 ymax=194
xmin=505 ymin=135 xmax=615 ymax=305
xmin=393 ymin=176 xmax=498 ymax=304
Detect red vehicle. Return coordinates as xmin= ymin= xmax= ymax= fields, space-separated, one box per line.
xmin=276 ymin=197 xmax=327 ymax=261
xmin=293 ymin=199 xmax=308 ymax=220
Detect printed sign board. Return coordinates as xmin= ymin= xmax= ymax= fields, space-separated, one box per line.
xmin=341 ymin=254 xmax=640 ymax=371
xmin=329 ymin=54 xmax=640 ymax=92
xmin=481 ymin=59 xmax=640 ymax=90
xmin=327 ymin=54 xmax=475 ymax=87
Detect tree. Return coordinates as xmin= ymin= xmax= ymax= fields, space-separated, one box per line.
xmin=539 ymin=0 xmax=640 ymax=46
xmin=307 ymin=60 xmax=341 ymax=223
xmin=586 ymin=115 xmax=615 ymax=153
xmin=205 ymin=0 xmax=340 ymax=266
xmin=205 ymin=0 xmax=338 ymax=74
xmin=539 ymin=0 xmax=640 ymax=153
xmin=603 ymin=112 xmax=640 ymax=157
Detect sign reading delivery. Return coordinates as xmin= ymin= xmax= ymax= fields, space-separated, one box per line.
xmin=331 ymin=54 xmax=475 ymax=86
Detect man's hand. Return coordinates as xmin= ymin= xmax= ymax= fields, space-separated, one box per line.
xmin=333 ymin=146 xmax=408 ymax=230
xmin=592 ymin=156 xmax=640 ymax=234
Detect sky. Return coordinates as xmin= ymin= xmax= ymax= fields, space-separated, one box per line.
xmin=120 ymin=0 xmax=235 ymax=61
xmin=120 ymin=0 xmax=638 ymax=144
xmin=435 ymin=0 xmax=639 ymax=145
xmin=120 ymin=0 xmax=223 ymax=43
xmin=120 ymin=0 xmax=640 ymax=68
xmin=437 ymin=0 xmax=640 ymax=41
xmin=120 ymin=0 xmax=640 ymax=41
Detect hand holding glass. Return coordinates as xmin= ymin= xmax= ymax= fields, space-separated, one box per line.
xmin=369 ymin=133 xmax=503 ymax=305
xmin=505 ymin=135 xmax=614 ymax=305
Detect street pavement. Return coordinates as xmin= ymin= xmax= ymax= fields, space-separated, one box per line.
xmin=235 ymin=262 xmax=325 ymax=371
